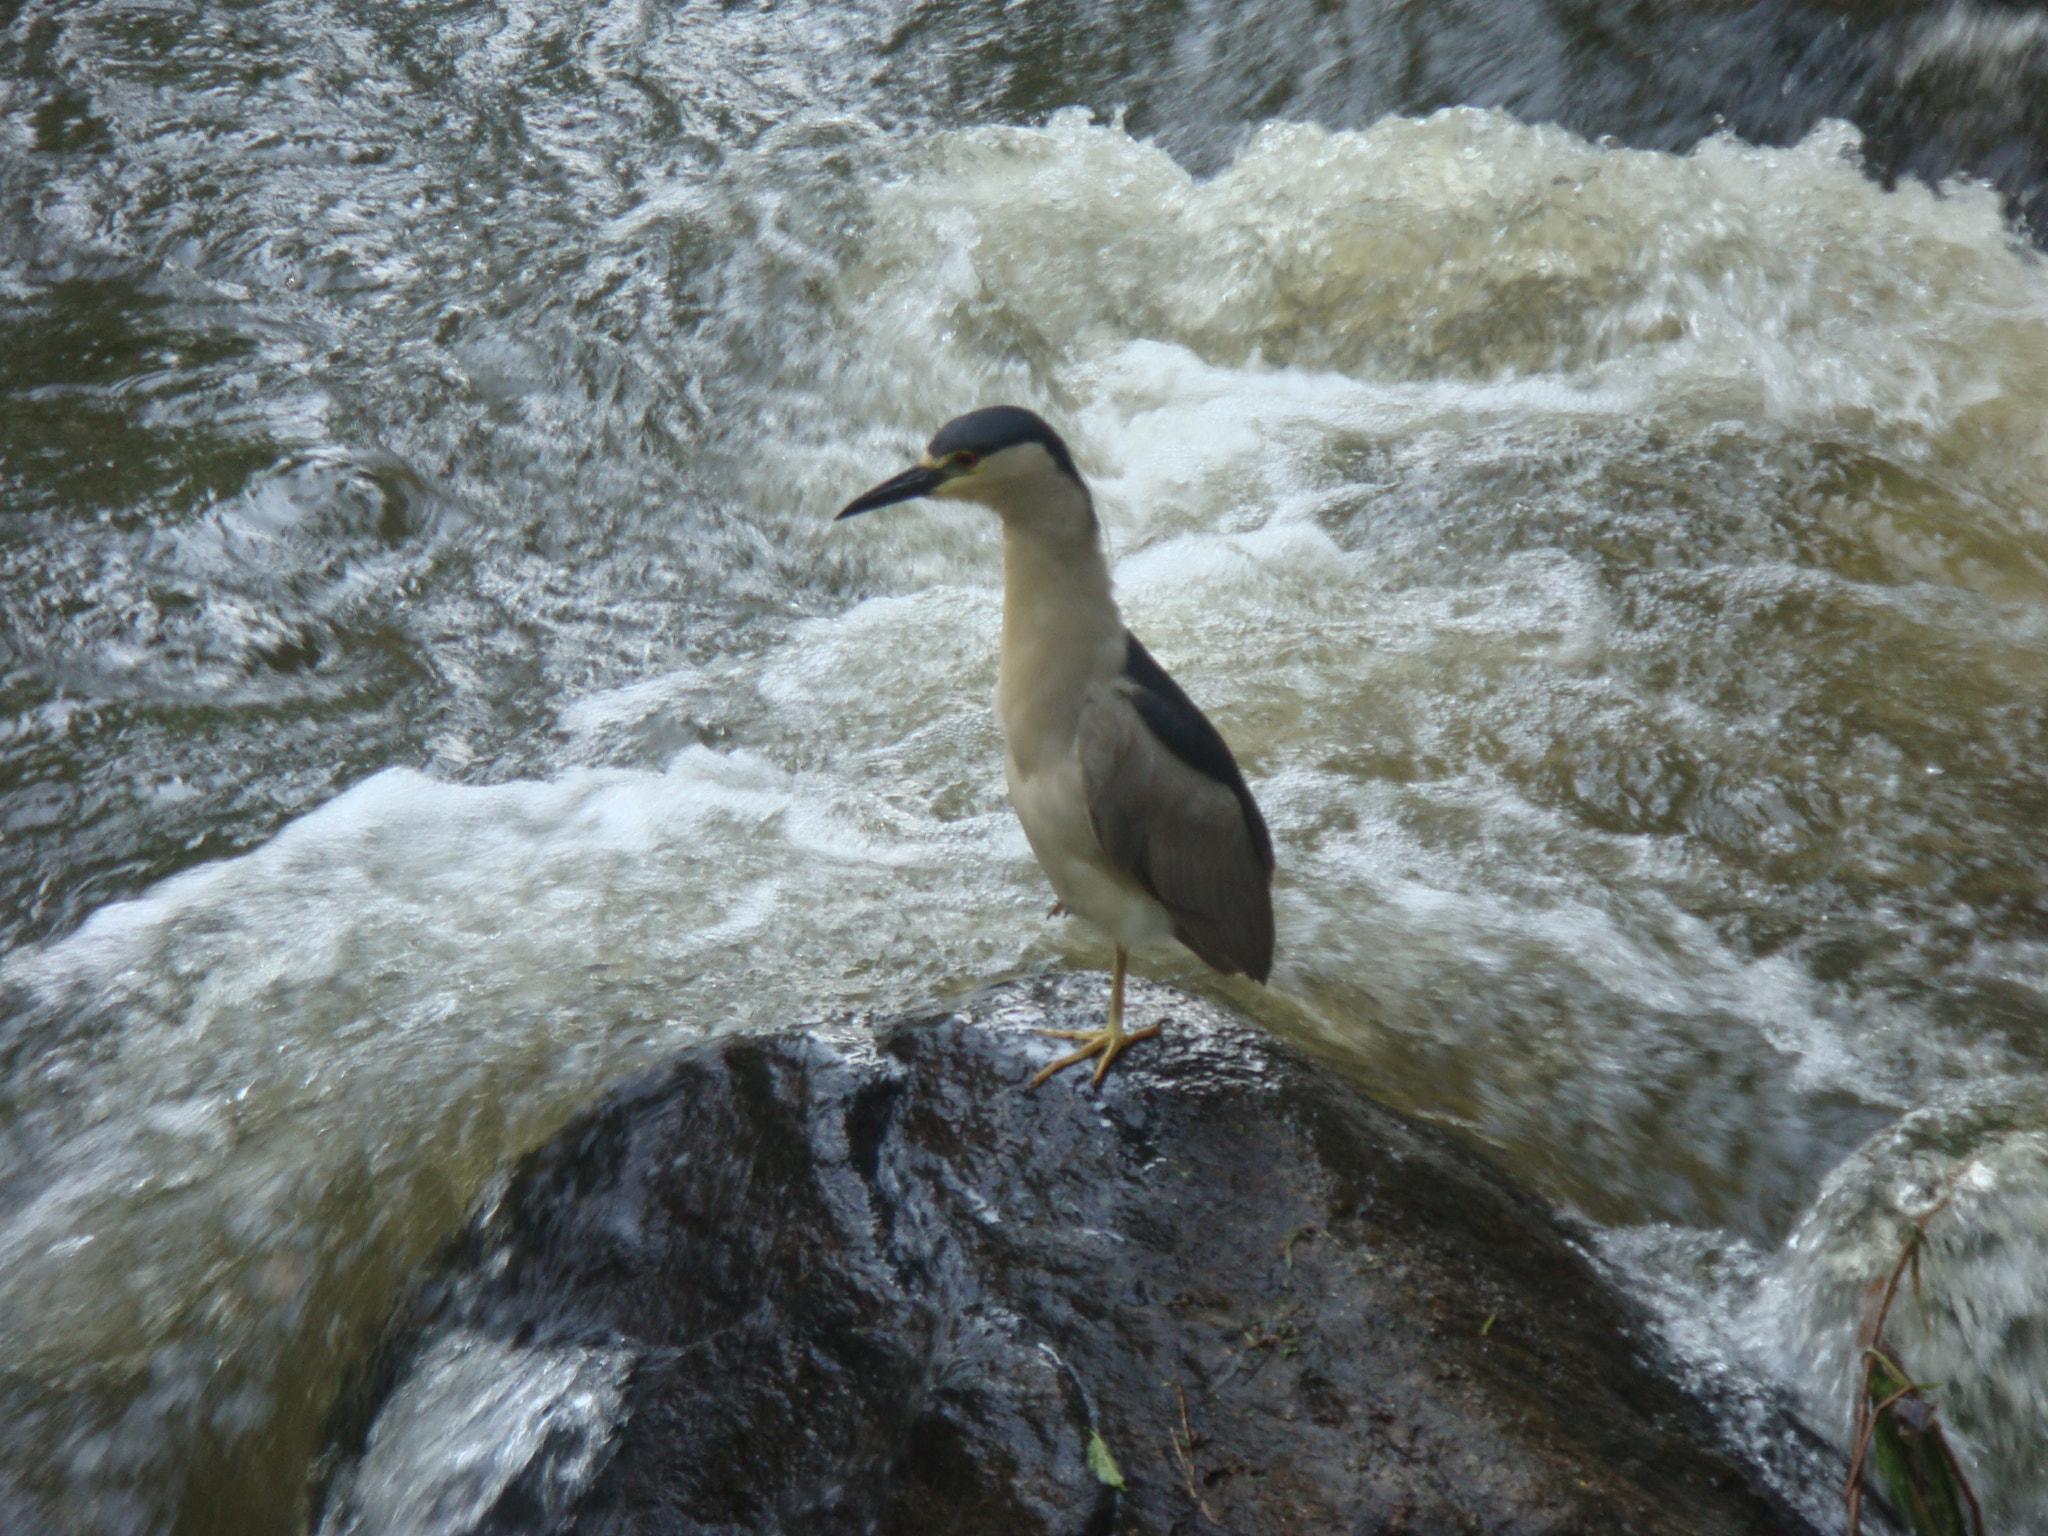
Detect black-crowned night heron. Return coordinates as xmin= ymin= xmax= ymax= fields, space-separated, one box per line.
xmin=837 ymin=406 xmax=1274 ymax=1088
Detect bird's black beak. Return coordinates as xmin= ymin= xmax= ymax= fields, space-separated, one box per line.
xmin=835 ymin=463 xmax=945 ymax=520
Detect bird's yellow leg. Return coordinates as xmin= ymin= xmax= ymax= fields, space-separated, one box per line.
xmin=1027 ymin=946 xmax=1163 ymax=1089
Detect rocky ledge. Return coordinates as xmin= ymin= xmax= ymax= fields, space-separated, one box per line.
xmin=316 ymin=974 xmax=1824 ymax=1536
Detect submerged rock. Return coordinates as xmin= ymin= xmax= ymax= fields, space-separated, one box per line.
xmin=318 ymin=975 xmax=1822 ymax=1536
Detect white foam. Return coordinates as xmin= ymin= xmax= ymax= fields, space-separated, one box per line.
xmin=318 ymin=1331 xmax=632 ymax=1536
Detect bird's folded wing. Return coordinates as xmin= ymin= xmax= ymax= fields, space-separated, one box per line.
xmin=1077 ymin=680 xmax=1274 ymax=982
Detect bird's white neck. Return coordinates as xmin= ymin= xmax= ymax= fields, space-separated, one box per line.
xmin=995 ymin=514 xmax=1124 ymax=776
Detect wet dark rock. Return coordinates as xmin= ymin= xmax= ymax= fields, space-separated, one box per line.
xmin=319 ymin=975 xmax=1824 ymax=1536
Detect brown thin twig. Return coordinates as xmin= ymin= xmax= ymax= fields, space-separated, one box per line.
xmin=1943 ymin=1431 xmax=1987 ymax=1536
xmin=1844 ymin=1365 xmax=1921 ymax=1498
xmin=1842 ymin=1192 xmax=1983 ymax=1536
xmin=1166 ymin=1378 xmax=1217 ymax=1525
xmin=1843 ymin=1212 xmax=1933 ymax=1536
xmin=1844 ymin=1201 xmax=1937 ymax=1536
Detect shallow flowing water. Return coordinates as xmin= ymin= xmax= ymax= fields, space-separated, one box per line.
xmin=5 ymin=0 xmax=2048 ymax=1530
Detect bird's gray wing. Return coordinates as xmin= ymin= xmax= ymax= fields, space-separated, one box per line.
xmin=1078 ymin=636 xmax=1274 ymax=981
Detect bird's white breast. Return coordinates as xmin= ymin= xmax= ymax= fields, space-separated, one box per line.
xmin=1006 ymin=747 xmax=1174 ymax=951
xmin=992 ymin=516 xmax=1173 ymax=951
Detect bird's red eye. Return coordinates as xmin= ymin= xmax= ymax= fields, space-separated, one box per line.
xmin=954 ymin=452 xmax=978 ymax=469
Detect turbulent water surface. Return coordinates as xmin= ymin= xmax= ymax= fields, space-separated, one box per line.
xmin=5 ymin=0 xmax=2048 ymax=1531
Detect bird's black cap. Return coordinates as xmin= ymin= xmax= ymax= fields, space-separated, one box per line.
xmin=928 ymin=406 xmax=1081 ymax=484
xmin=835 ymin=406 xmax=1084 ymax=519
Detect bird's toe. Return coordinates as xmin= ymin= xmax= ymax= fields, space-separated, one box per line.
xmin=1025 ymin=1021 xmax=1163 ymax=1090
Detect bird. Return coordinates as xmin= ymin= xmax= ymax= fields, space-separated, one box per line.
xmin=836 ymin=406 xmax=1274 ymax=1088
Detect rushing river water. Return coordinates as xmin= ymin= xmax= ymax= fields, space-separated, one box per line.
xmin=6 ymin=0 xmax=2048 ymax=1531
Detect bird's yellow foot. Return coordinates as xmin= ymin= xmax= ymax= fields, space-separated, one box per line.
xmin=1026 ymin=1020 xmax=1164 ymax=1090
